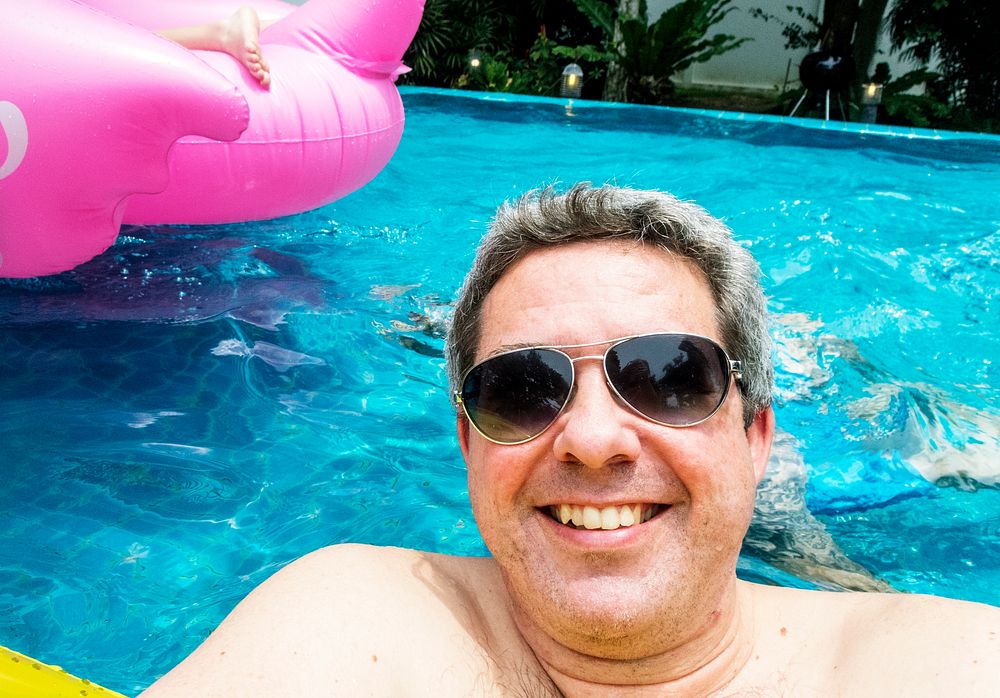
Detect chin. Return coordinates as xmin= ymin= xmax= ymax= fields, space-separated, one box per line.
xmin=510 ymin=556 xmax=737 ymax=653
xmin=529 ymin=570 xmax=670 ymax=635
xmin=547 ymin=596 xmax=677 ymax=659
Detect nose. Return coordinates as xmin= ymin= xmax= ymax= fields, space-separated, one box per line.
xmin=551 ymin=360 xmax=642 ymax=469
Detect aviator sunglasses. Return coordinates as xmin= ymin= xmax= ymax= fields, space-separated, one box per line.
xmin=455 ymin=332 xmax=743 ymax=445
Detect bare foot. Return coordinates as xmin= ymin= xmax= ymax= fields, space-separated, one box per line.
xmin=219 ymin=6 xmax=270 ymax=88
xmin=157 ymin=7 xmax=272 ymax=88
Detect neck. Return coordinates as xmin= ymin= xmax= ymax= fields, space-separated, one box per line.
xmin=513 ymin=579 xmax=756 ymax=697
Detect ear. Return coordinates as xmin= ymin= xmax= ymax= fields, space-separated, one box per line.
xmin=456 ymin=411 xmax=472 ymax=463
xmin=746 ymin=406 xmax=775 ymax=485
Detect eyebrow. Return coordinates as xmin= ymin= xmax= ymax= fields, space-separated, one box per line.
xmin=482 ymin=334 xmax=633 ymax=359
xmin=484 ymin=342 xmax=538 ymax=359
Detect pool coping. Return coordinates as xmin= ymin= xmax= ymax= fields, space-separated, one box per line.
xmin=399 ymin=86 xmax=1000 ymax=144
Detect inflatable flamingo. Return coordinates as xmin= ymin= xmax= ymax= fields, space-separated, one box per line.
xmin=0 ymin=0 xmax=423 ymax=278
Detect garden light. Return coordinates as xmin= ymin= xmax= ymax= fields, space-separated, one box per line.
xmin=468 ymin=49 xmax=482 ymax=70
xmin=560 ymin=63 xmax=583 ymax=99
xmin=861 ymin=82 xmax=883 ymax=124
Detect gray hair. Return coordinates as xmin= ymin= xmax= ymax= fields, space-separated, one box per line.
xmin=445 ymin=184 xmax=773 ymax=427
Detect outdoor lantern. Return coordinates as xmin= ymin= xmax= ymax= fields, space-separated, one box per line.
xmin=560 ymin=63 xmax=583 ymax=99
xmin=861 ymin=82 xmax=884 ymax=124
xmin=468 ymin=49 xmax=482 ymax=71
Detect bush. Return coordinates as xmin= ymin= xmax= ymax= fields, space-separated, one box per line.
xmin=459 ymin=34 xmax=610 ymax=97
xmin=889 ymin=0 xmax=999 ymax=132
xmin=403 ymin=0 xmax=524 ymax=87
xmin=577 ymin=0 xmax=750 ymax=103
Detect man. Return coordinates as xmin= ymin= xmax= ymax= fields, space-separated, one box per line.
xmin=142 ymin=185 xmax=998 ymax=696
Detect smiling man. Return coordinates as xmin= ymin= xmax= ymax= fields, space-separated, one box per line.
xmin=141 ymin=185 xmax=998 ymax=696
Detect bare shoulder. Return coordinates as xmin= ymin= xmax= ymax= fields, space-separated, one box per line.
xmin=265 ymin=542 xmax=490 ymax=592
xmin=140 ymin=544 xmax=511 ymax=697
xmin=745 ymin=582 xmax=999 ymax=695
xmin=837 ymin=590 xmax=999 ymax=694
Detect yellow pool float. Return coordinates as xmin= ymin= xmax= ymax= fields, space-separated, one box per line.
xmin=0 ymin=645 xmax=127 ymax=697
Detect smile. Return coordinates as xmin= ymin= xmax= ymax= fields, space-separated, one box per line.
xmin=544 ymin=503 xmax=666 ymax=530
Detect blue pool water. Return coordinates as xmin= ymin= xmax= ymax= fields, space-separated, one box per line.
xmin=2 ymin=88 xmax=998 ymax=693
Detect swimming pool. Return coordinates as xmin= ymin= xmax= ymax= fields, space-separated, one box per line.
xmin=1 ymin=87 xmax=998 ymax=694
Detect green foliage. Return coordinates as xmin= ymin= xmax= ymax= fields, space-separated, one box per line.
xmin=861 ymin=64 xmax=955 ymax=130
xmin=575 ymin=0 xmax=750 ymax=103
xmin=572 ymin=0 xmax=615 ymax=35
xmin=459 ymin=34 xmax=611 ymax=96
xmin=404 ymin=0 xmax=451 ymax=80
xmin=888 ymin=0 xmax=999 ymax=131
xmin=402 ymin=0 xmax=529 ymax=86
xmin=403 ymin=0 xmax=609 ymax=96
xmin=462 ymin=55 xmax=537 ymax=93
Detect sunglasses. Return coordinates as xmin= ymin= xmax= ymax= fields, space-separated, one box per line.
xmin=455 ymin=332 xmax=743 ymax=445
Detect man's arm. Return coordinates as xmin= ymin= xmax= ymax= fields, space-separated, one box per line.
xmin=138 ymin=544 xmax=489 ymax=696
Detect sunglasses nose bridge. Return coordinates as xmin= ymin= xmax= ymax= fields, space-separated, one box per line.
xmin=562 ymin=352 xmax=629 ymax=415
xmin=566 ymin=353 xmax=611 ymax=398
xmin=567 ymin=353 xmax=606 ymax=366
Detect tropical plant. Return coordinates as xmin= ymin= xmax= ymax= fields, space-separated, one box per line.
xmin=460 ymin=34 xmax=611 ymax=97
xmin=402 ymin=0 xmax=530 ymax=86
xmin=462 ymin=55 xmax=538 ymax=93
xmin=575 ymin=0 xmax=750 ymax=104
xmin=527 ymin=33 xmax=613 ymax=96
xmin=404 ymin=0 xmax=600 ymax=86
xmin=888 ymin=0 xmax=999 ymax=132
xmin=873 ymin=65 xmax=952 ymax=129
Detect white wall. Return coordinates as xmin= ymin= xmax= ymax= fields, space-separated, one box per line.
xmin=646 ymin=0 xmax=924 ymax=91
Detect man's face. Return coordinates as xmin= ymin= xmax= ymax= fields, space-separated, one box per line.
xmin=457 ymin=240 xmax=773 ymax=658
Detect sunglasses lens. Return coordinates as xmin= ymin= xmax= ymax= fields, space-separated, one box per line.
xmin=606 ymin=334 xmax=730 ymax=426
xmin=460 ymin=349 xmax=573 ymax=444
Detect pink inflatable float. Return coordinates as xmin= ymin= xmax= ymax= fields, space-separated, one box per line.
xmin=0 ymin=0 xmax=423 ymax=278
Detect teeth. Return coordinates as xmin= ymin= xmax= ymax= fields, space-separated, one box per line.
xmin=583 ymin=506 xmax=602 ymax=530
xmin=619 ymin=505 xmax=635 ymax=527
xmin=550 ymin=504 xmax=658 ymax=530
xmin=600 ymin=507 xmax=619 ymax=530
